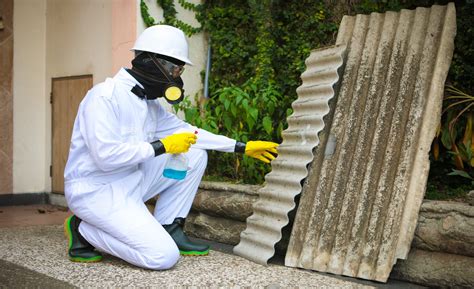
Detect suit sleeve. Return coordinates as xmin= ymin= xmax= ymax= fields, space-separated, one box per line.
xmin=155 ymin=104 xmax=237 ymax=153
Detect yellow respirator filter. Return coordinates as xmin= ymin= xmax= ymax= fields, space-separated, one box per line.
xmin=164 ymin=86 xmax=183 ymax=104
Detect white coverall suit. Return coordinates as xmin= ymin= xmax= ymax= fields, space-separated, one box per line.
xmin=64 ymin=68 xmax=236 ymax=269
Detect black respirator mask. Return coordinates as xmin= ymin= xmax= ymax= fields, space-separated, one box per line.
xmin=127 ymin=52 xmax=185 ymax=104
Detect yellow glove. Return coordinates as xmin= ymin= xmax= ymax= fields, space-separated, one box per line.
xmin=160 ymin=132 xmax=197 ymax=154
xmin=245 ymin=141 xmax=279 ymax=163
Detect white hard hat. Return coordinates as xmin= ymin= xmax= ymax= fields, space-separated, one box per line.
xmin=132 ymin=25 xmax=193 ymax=65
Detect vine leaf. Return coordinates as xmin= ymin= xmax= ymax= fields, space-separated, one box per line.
xmin=140 ymin=0 xmax=202 ymax=36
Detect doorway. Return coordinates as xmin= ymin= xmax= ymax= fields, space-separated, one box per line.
xmin=51 ymin=75 xmax=92 ymax=194
xmin=0 ymin=0 xmax=13 ymax=194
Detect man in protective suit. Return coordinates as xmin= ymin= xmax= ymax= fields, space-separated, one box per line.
xmin=63 ymin=25 xmax=278 ymax=270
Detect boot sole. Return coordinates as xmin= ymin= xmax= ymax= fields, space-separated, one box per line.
xmin=64 ymin=216 xmax=103 ymax=263
xmin=180 ymin=250 xmax=209 ymax=256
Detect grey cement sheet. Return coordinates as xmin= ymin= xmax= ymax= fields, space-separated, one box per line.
xmin=285 ymin=4 xmax=456 ymax=282
xmin=235 ymin=45 xmax=347 ymax=265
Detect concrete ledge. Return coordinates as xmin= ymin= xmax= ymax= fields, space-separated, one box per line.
xmin=414 ymin=201 xmax=474 ymax=257
xmin=199 ymin=181 xmax=261 ymax=196
xmin=391 ymin=249 xmax=474 ymax=288
xmin=184 ymin=182 xmax=260 ymax=245
xmin=192 ymin=187 xmax=258 ymax=221
xmin=185 ymin=211 xmax=246 ymax=245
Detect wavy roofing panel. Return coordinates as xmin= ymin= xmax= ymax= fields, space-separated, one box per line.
xmin=285 ymin=4 xmax=456 ymax=282
xmin=233 ymin=45 xmax=347 ymax=263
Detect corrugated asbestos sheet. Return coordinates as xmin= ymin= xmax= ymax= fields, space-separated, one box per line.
xmin=285 ymin=4 xmax=456 ymax=282
xmin=233 ymin=45 xmax=347 ymax=263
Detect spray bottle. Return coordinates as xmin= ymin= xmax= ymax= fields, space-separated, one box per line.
xmin=163 ymin=130 xmax=197 ymax=180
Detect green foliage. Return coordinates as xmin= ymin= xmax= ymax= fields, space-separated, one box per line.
xmin=190 ymin=0 xmax=338 ymax=183
xmin=448 ymin=169 xmax=473 ymax=182
xmin=140 ymin=0 xmax=156 ymax=27
xmin=140 ymin=0 xmax=202 ymax=36
xmin=196 ymin=1 xmax=258 ymax=87
xmin=352 ymin=0 xmax=407 ymax=13
xmin=271 ymin=1 xmax=338 ymax=99
xmin=432 ymin=86 xmax=473 ymax=188
xmin=197 ymin=0 xmax=338 ymax=97
xmin=426 ymin=156 xmax=472 ymax=200
xmin=449 ymin=2 xmax=474 ymax=93
xmin=183 ymin=1 xmax=270 ymax=183
xmin=176 ymin=79 xmax=285 ymax=183
xmin=425 ymin=181 xmax=471 ymax=200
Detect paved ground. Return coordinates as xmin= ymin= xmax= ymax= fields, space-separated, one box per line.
xmin=0 ymin=205 xmax=426 ymax=288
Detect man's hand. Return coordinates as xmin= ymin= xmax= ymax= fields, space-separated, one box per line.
xmin=161 ymin=132 xmax=197 ymax=154
xmin=245 ymin=141 xmax=279 ymax=163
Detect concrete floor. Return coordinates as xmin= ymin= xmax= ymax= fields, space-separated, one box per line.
xmin=0 ymin=205 xmax=426 ymax=288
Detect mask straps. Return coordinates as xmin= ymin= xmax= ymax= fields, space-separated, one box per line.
xmin=130 ymin=66 xmax=165 ymax=83
xmin=147 ymin=53 xmax=175 ymax=83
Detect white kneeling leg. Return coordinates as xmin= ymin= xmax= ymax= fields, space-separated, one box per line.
xmin=78 ymin=203 xmax=180 ymax=270
xmin=66 ymin=171 xmax=180 ymax=270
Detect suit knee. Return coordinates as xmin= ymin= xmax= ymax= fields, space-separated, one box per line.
xmin=188 ymin=148 xmax=207 ymax=171
xmin=142 ymin=246 xmax=180 ymax=270
xmin=197 ymin=149 xmax=207 ymax=167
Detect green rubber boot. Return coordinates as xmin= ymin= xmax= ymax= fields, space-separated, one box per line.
xmin=163 ymin=218 xmax=209 ymax=256
xmin=64 ymin=215 xmax=102 ymax=262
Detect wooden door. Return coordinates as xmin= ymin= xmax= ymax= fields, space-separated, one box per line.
xmin=0 ymin=0 xmax=14 ymax=194
xmin=51 ymin=75 xmax=92 ymax=193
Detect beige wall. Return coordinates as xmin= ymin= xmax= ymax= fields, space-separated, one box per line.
xmin=46 ymin=0 xmax=112 ymax=85
xmin=112 ymin=0 xmax=136 ymax=74
xmin=13 ymin=0 xmax=47 ymax=193
xmin=45 ymin=0 xmax=114 ymax=194
xmin=45 ymin=0 xmax=112 ymax=191
xmin=14 ymin=0 xmax=114 ymax=193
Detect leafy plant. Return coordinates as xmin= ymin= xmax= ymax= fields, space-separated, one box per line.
xmin=432 ymin=85 xmax=473 ymax=186
xmin=176 ymin=79 xmax=289 ymax=183
xmin=186 ymin=0 xmax=338 ymax=183
xmin=351 ymin=0 xmax=405 ymax=13
xmin=140 ymin=0 xmax=202 ymax=36
xmin=425 ymin=180 xmax=471 ymax=200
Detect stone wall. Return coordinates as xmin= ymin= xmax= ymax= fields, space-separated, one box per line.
xmin=184 ymin=181 xmax=259 ymax=245
xmin=412 ymin=201 xmax=474 ymax=257
xmin=391 ymin=201 xmax=474 ymax=288
xmin=184 ymin=182 xmax=474 ymax=288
